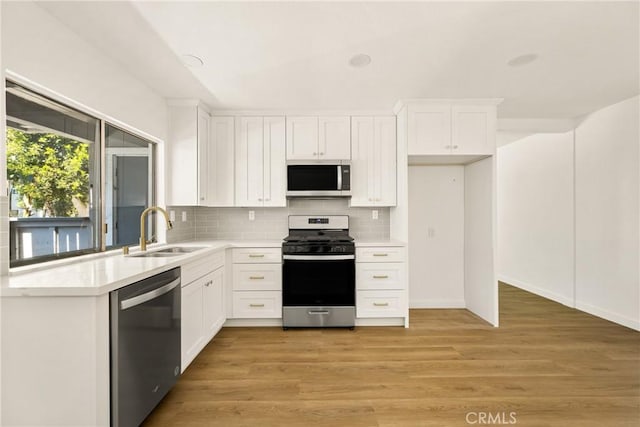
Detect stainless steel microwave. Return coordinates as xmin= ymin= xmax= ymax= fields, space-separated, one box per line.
xmin=286 ymin=162 xmax=351 ymax=197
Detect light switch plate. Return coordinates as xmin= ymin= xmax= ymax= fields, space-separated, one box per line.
xmin=169 ymin=210 xmax=175 ymax=222
xmin=372 ymin=210 xmax=378 ymax=220
xmin=181 ymin=211 xmax=187 ymax=222
xmin=249 ymin=210 xmax=255 ymax=221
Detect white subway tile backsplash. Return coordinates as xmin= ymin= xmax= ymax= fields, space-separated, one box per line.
xmin=169 ymin=199 xmax=389 ymax=242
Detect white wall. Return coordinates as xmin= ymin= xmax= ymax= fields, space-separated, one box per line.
xmin=1 ymin=1 xmax=168 ymax=141
xmin=575 ymin=96 xmax=639 ymax=330
xmin=497 ymin=132 xmax=575 ymax=306
xmin=408 ymin=165 xmax=465 ymax=307
xmin=498 ymin=96 xmax=639 ymax=330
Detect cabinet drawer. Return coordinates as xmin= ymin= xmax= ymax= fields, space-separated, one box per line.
xmin=356 ymin=263 xmax=404 ymax=290
xmin=356 ymin=290 xmax=406 ymax=318
xmin=232 ymin=264 xmax=282 ymax=291
xmin=356 ymin=247 xmax=405 ymax=263
xmin=182 ymin=251 xmax=225 ymax=286
xmin=232 ymin=248 xmax=281 ymax=263
xmin=232 ymin=291 xmax=282 ymax=318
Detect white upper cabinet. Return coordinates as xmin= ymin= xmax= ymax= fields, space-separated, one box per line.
xmin=451 ymin=105 xmax=496 ymax=154
xmin=167 ymin=104 xmax=209 ymax=206
xmin=408 ymin=105 xmax=451 ymax=155
xmin=235 ymin=116 xmax=286 ymax=207
xmin=167 ymin=103 xmax=235 ymax=207
xmin=286 ymin=116 xmax=318 ymax=160
xmin=350 ymin=116 xmax=397 ymax=207
xmin=286 ymin=116 xmax=351 ymax=161
xmin=407 ymin=102 xmax=496 ymax=156
xmin=318 ymin=116 xmax=351 ymax=160
xmin=207 ymin=116 xmax=235 ymax=206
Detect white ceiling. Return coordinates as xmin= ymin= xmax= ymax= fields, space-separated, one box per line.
xmin=37 ymin=1 xmax=639 ymax=119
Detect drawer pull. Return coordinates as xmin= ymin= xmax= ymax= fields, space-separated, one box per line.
xmin=373 ymin=253 xmax=388 ymax=257
xmin=373 ymin=275 xmax=389 ymax=279
xmin=373 ymin=302 xmax=389 ymax=307
xmin=249 ymin=276 xmax=265 ymax=280
xmin=249 ymin=303 xmax=265 ymax=308
xmin=249 ymin=254 xmax=265 ymax=258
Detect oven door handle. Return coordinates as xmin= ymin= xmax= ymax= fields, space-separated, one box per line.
xmin=283 ymin=255 xmax=355 ymax=261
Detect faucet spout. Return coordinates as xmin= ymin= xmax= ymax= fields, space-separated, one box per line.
xmin=139 ymin=206 xmax=173 ymax=251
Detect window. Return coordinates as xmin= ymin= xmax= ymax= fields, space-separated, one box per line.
xmin=5 ymin=81 xmax=155 ymax=267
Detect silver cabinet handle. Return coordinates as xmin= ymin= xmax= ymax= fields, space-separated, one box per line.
xmin=373 ymin=253 xmax=388 ymax=257
xmin=373 ymin=302 xmax=389 ymax=307
xmin=453 ymin=145 xmax=459 ymax=149
xmin=249 ymin=254 xmax=265 ymax=258
xmin=319 ymin=152 xmax=324 ymax=156
xmin=205 ymin=281 xmax=212 ymax=287
xmin=249 ymin=276 xmax=265 ymax=280
xmin=120 ymin=278 xmax=180 ymax=310
xmin=308 ymin=310 xmax=330 ymax=315
xmin=250 ymin=303 xmax=265 ymax=308
xmin=373 ymin=275 xmax=389 ymax=279
xmin=313 ymin=152 xmax=317 ymax=155
xmin=258 ymin=198 xmax=263 ymax=201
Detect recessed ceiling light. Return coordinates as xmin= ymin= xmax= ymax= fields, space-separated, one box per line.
xmin=507 ymin=53 xmax=538 ymax=67
xmin=349 ymin=54 xmax=372 ymax=68
xmin=181 ymin=54 xmax=204 ymax=68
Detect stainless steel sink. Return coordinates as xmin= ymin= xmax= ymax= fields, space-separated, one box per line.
xmin=155 ymin=246 xmax=207 ymax=254
xmin=128 ymin=246 xmax=207 ymax=258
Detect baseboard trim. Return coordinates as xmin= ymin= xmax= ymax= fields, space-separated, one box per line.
xmin=409 ymin=299 xmax=466 ymax=309
xmin=574 ymin=300 xmax=640 ymax=331
xmin=497 ymin=274 xmax=574 ymax=307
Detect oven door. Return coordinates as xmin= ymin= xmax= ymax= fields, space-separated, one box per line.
xmin=282 ymin=254 xmax=355 ymax=306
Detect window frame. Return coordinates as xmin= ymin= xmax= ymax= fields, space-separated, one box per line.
xmin=5 ymin=78 xmax=158 ymax=268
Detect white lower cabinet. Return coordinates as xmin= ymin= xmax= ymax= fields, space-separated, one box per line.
xmin=230 ymin=247 xmax=282 ymax=319
xmin=181 ymin=253 xmax=226 ymax=371
xmin=356 ymin=246 xmax=408 ymax=323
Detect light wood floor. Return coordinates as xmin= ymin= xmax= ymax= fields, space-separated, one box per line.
xmin=144 ymin=283 xmax=640 ymax=426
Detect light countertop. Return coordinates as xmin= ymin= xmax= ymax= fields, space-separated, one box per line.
xmin=0 ymin=238 xmax=404 ymax=297
xmin=0 ymin=240 xmax=282 ymax=297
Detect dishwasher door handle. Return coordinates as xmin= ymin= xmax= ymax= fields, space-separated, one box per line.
xmin=120 ymin=278 xmax=181 ymax=310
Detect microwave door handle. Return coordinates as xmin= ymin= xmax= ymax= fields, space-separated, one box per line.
xmin=337 ymin=165 xmax=342 ymax=190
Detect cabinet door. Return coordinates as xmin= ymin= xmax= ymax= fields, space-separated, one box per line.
xmin=374 ymin=117 xmax=397 ymax=206
xmin=197 ymin=108 xmax=210 ymax=205
xmin=349 ymin=117 xmax=375 ymax=206
xmin=262 ymin=117 xmax=286 ymax=207
xmin=203 ymin=269 xmax=225 ymax=341
xmin=208 ymin=116 xmax=235 ymax=206
xmin=408 ymin=105 xmax=451 ymax=155
xmin=451 ymin=105 xmax=496 ymax=155
xmin=318 ymin=116 xmax=351 ymax=160
xmin=235 ymin=117 xmax=265 ymax=206
xmin=167 ymin=105 xmax=199 ymax=205
xmin=286 ymin=117 xmax=318 ymax=160
xmin=181 ymin=279 xmax=204 ymax=371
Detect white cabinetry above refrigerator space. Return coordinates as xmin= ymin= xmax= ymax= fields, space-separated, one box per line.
xmin=235 ymin=116 xmax=286 ymax=207
xmin=405 ymin=101 xmax=498 ymax=164
xmin=286 ymin=116 xmax=351 ymax=161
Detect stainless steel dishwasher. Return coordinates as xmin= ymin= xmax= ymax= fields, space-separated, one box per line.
xmin=110 ymin=267 xmax=181 ymax=427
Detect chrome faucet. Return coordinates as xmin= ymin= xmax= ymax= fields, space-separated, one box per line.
xmin=139 ymin=206 xmax=173 ymax=251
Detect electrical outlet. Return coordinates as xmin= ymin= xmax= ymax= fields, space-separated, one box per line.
xmin=181 ymin=211 xmax=187 ymax=222
xmin=249 ymin=210 xmax=255 ymax=221
xmin=169 ymin=210 xmax=176 ymax=222
xmin=372 ymin=210 xmax=378 ymax=220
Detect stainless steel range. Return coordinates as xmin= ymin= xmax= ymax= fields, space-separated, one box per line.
xmin=282 ymin=215 xmax=355 ymax=328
